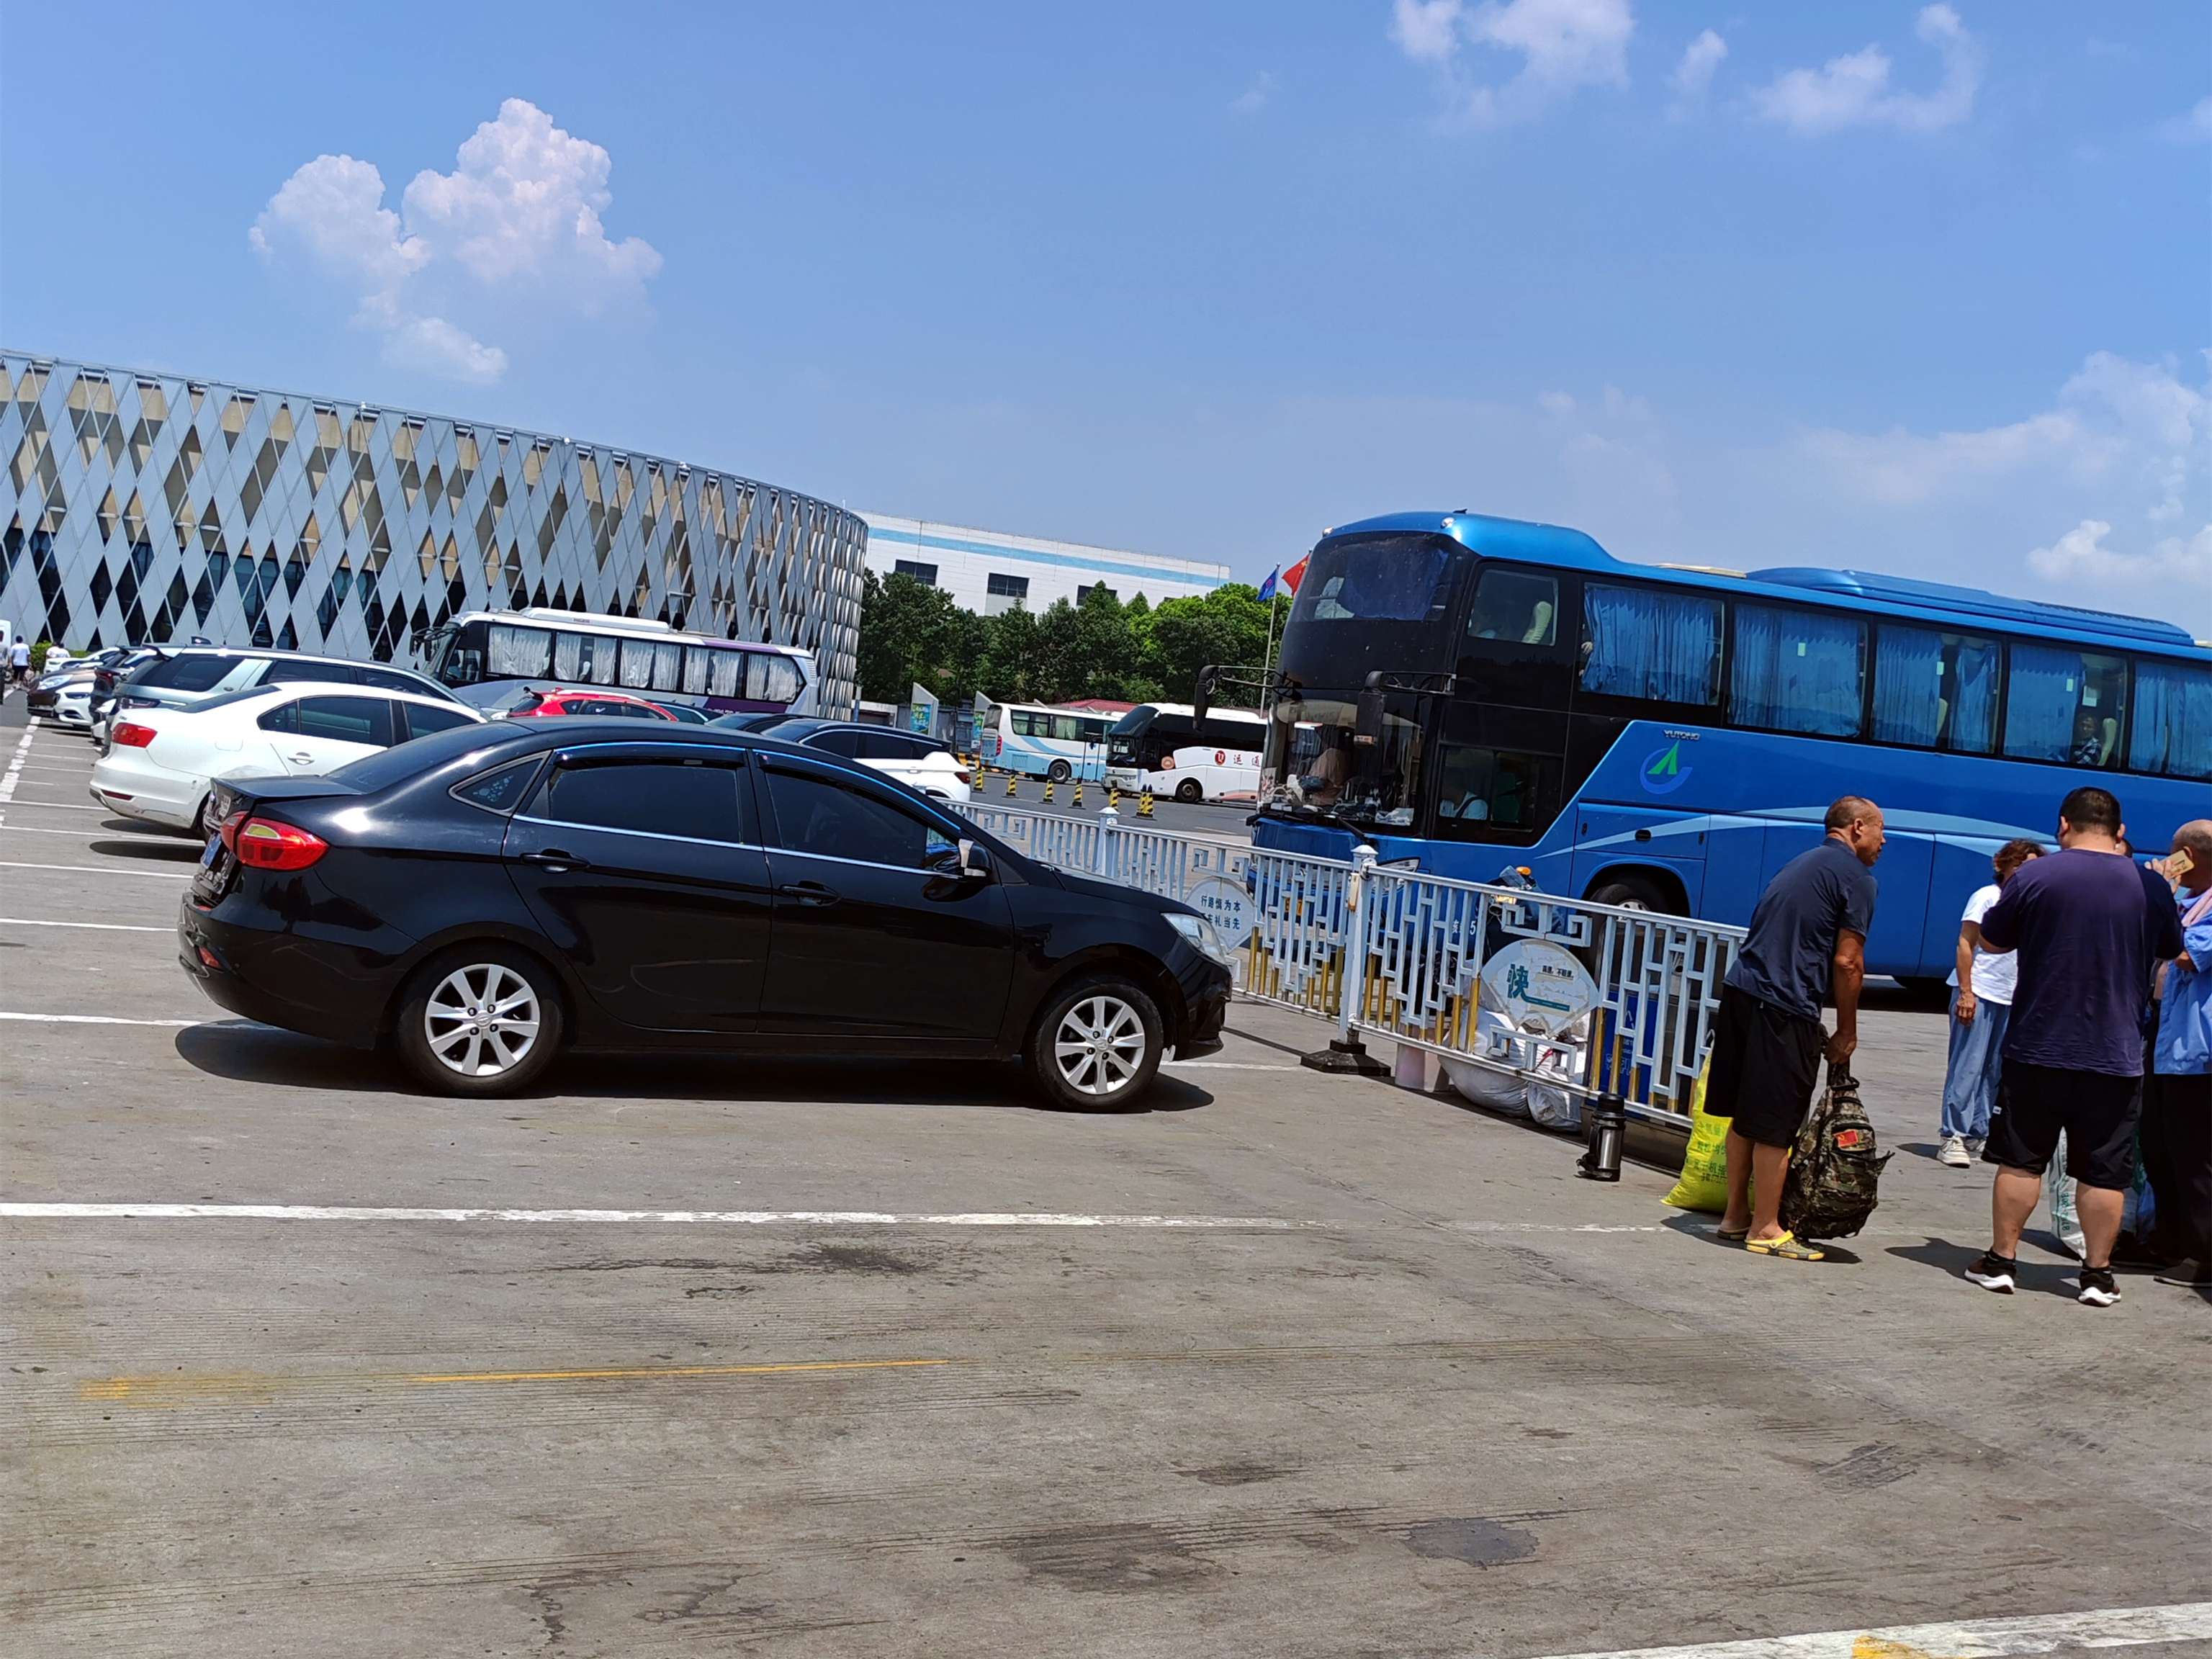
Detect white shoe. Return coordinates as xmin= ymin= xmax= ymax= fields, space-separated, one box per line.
xmin=1937 ymin=1134 xmax=1971 ymax=1168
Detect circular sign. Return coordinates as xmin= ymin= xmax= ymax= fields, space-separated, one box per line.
xmin=1185 ymin=872 xmax=1252 ymax=945
xmin=1476 ymin=940 xmax=1596 ymax=1038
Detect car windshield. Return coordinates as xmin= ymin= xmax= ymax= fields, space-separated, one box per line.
xmin=127 ymin=654 xmax=240 ymax=693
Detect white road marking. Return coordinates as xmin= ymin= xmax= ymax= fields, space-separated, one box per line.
xmin=0 ymin=917 xmax=174 ymax=931
xmin=1523 ymin=1599 xmax=2212 ymax=1659
xmin=0 ymin=724 xmax=35 ymax=819
xmin=0 ymin=1012 xmax=204 ymax=1028
xmin=0 ymin=859 xmax=195 ymax=880
xmin=1 ymin=822 xmax=183 ymax=839
xmin=1 ymin=1204 xmax=1313 ymax=1227
xmin=0 ymin=800 xmax=112 ymax=811
xmin=1163 ymin=1061 xmax=1300 ymax=1070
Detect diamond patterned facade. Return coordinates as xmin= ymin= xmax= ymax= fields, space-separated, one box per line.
xmin=0 ymin=353 xmax=867 ymax=714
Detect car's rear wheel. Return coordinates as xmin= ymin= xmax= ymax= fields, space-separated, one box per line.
xmin=1026 ymin=974 xmax=1164 ymax=1112
xmin=1046 ymin=759 xmax=1072 ymax=783
xmin=1587 ymin=874 xmax=1673 ymax=914
xmin=1174 ymin=778 xmax=1203 ymax=803
xmin=393 ymin=945 xmax=565 ymax=1097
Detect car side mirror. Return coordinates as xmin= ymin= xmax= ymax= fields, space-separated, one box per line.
xmin=958 ymin=838 xmax=991 ymax=880
xmin=1354 ymin=687 xmax=1385 ymax=742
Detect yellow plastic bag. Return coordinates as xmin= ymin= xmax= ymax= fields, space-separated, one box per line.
xmin=1662 ymin=1060 xmax=1729 ymax=1212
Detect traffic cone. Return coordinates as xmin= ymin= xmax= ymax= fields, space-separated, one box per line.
xmin=1043 ymin=778 xmax=1055 ymax=803
xmin=1005 ymin=770 xmax=1018 ymax=797
xmin=1138 ymin=788 xmax=1154 ymax=818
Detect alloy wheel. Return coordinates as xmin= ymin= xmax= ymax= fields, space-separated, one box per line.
xmin=423 ymin=962 xmax=542 ymax=1078
xmin=1052 ymin=994 xmax=1147 ymax=1097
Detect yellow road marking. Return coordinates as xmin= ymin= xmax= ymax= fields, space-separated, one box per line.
xmin=78 ymin=1356 xmax=953 ymax=1404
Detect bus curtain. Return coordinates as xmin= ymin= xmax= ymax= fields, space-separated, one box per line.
xmin=1729 ymin=604 xmax=1863 ymax=736
xmin=2003 ymin=644 xmax=2087 ymax=762
xmin=1579 ymin=584 xmax=1721 ymax=703
xmin=1871 ymin=628 xmax=1997 ymax=752
xmin=2132 ymin=660 xmax=2212 ymax=779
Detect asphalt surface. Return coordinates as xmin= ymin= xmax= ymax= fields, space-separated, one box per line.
xmin=4 ymin=691 xmax=2208 ymax=1659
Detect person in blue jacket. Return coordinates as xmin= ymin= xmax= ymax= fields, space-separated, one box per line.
xmin=2145 ymin=819 xmax=2212 ymax=1289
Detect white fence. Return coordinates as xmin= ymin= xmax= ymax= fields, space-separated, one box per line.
xmin=948 ymin=799 xmax=1743 ymax=1125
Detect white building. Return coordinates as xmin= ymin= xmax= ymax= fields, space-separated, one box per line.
xmin=860 ymin=513 xmax=1231 ymax=616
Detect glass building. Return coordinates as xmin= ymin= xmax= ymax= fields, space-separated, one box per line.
xmin=0 ymin=352 xmax=868 ymax=714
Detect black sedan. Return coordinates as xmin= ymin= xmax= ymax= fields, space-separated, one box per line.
xmin=177 ymin=721 xmax=1233 ymax=1107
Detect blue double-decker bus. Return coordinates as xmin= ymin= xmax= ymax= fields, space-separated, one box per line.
xmin=1239 ymin=511 xmax=2211 ymax=989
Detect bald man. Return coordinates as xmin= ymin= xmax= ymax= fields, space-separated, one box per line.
xmin=1708 ymin=796 xmax=1884 ymax=1262
xmin=2145 ymin=819 xmax=2212 ymax=1287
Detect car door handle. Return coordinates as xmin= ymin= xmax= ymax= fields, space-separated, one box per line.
xmin=521 ymin=848 xmax=590 ymax=871
xmin=777 ymin=881 xmax=840 ymax=907
xmin=288 ymin=752 xmax=315 ymax=764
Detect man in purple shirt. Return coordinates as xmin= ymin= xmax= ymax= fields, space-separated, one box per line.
xmin=1964 ymin=786 xmax=2185 ymax=1307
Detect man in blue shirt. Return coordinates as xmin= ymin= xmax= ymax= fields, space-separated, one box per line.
xmin=1965 ymin=786 xmax=2185 ymax=1307
xmin=2145 ymin=819 xmax=2212 ymax=1289
xmin=1709 ymin=796 xmax=1883 ymax=1262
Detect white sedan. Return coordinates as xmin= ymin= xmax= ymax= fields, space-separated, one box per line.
xmin=90 ymin=683 xmax=485 ymax=835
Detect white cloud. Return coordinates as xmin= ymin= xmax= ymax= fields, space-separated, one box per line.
xmin=1390 ymin=0 xmax=1635 ymax=126
xmin=1750 ymin=4 xmax=1982 ymax=137
xmin=1232 ymin=71 xmax=1280 ymax=114
xmin=1670 ymin=29 xmax=1727 ymax=98
xmin=251 ymin=99 xmax=660 ymax=384
xmin=1786 ymin=351 xmax=2210 ymax=627
xmin=2159 ymin=96 xmax=2212 ymax=143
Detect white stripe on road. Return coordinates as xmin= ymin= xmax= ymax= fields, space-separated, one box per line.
xmin=0 ymin=1204 xmax=1311 ymax=1227
xmin=1162 ymin=1061 xmax=1300 ymax=1070
xmin=0 ymin=917 xmax=174 ymax=931
xmin=0 ymin=724 xmax=35 ymax=814
xmin=1524 ymin=1600 xmax=2212 ymax=1659
xmin=0 ymin=859 xmax=195 ymax=880
xmin=2 ymin=823 xmax=184 ymax=839
xmin=0 ymin=1012 xmax=204 ymax=1028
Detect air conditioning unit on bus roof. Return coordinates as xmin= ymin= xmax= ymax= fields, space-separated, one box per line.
xmin=514 ymin=607 xmax=675 ymax=634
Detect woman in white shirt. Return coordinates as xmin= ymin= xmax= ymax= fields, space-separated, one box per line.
xmin=1938 ymin=838 xmax=2046 ymax=1166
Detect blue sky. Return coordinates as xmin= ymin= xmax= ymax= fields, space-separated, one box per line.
xmin=4 ymin=2 xmax=2206 ymax=629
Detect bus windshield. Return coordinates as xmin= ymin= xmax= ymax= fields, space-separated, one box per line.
xmin=1263 ymin=693 xmax=1424 ymax=828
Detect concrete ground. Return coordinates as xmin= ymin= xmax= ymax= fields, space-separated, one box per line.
xmin=3 ymin=695 xmax=2207 ymax=1659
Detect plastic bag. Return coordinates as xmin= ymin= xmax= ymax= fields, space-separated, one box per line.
xmin=2047 ymin=1133 xmax=2085 ymax=1259
xmin=1663 ymin=1061 xmax=1728 ymax=1212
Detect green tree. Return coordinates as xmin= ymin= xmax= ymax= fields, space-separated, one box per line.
xmin=1141 ymin=583 xmax=1276 ymax=703
xmin=855 ymin=569 xmax=961 ymax=703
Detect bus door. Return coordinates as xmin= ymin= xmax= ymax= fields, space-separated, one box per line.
xmin=1441 ymin=565 xmax=1579 ymax=857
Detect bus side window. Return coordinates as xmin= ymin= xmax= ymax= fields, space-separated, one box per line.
xmin=2004 ymin=646 xmax=2126 ymax=768
xmin=1434 ymin=744 xmax=1549 ymax=837
xmin=1581 ymin=585 xmax=1721 ymax=704
xmin=1467 ymin=570 xmax=1557 ymax=647
xmin=2131 ymin=660 xmax=2212 ymax=779
xmin=552 ymin=630 xmax=584 ymax=683
xmin=1730 ymin=605 xmax=1865 ymax=737
xmin=707 ymin=649 xmax=743 ymax=698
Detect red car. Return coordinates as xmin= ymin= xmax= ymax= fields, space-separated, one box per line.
xmin=502 ymin=688 xmax=679 ymax=721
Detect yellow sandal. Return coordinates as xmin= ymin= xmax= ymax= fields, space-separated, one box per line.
xmin=1744 ymin=1231 xmax=1824 ymax=1262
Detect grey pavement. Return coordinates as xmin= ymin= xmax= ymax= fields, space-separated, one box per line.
xmin=3 ymin=704 xmax=2207 ymax=1658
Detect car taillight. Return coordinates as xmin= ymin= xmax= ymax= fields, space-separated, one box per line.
xmin=233 ymin=816 xmax=328 ymax=871
xmin=955 ymin=768 xmax=971 ymax=784
xmin=219 ymin=810 xmax=248 ymax=855
xmin=112 ymin=722 xmax=158 ymax=747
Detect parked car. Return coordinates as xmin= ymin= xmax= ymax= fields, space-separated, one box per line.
xmin=179 ymin=721 xmax=1231 ymax=1105
xmin=27 ymin=649 xmax=132 ymax=728
xmin=497 ymin=686 xmax=680 ymax=721
xmin=98 ymin=647 xmax=465 ymax=752
xmin=720 ymin=717 xmax=974 ymax=801
xmin=92 ymin=684 xmax=484 ymax=834
xmin=649 ymin=700 xmax=711 ymax=724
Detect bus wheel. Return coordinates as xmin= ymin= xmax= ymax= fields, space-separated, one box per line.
xmin=1174 ymin=778 xmax=1203 ymax=803
xmin=1588 ymin=875 xmax=1673 ymax=914
xmin=1047 ymin=759 xmax=1072 ymax=783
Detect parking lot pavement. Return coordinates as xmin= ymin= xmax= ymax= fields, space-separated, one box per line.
xmin=971 ymin=768 xmax=1254 ymax=839
xmin=5 ymin=708 xmax=2209 ymax=1659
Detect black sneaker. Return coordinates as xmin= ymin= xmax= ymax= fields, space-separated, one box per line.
xmin=2078 ymin=1267 xmax=2121 ymax=1307
xmin=1964 ymin=1251 xmax=2017 ymax=1293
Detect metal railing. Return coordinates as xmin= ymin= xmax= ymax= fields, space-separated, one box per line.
xmin=948 ymin=798 xmax=1742 ymax=1125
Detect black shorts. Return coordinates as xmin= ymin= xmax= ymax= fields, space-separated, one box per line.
xmin=1704 ymin=984 xmax=1825 ymax=1149
xmin=1982 ymin=1061 xmax=2142 ymax=1190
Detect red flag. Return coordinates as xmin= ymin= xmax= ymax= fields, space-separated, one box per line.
xmin=1281 ymin=554 xmax=1309 ymax=595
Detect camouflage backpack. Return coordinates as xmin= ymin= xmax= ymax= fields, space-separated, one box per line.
xmin=1779 ymin=1062 xmax=1891 ymax=1241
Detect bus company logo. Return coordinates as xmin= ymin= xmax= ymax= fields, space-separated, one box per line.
xmin=1640 ymin=742 xmax=1693 ymax=795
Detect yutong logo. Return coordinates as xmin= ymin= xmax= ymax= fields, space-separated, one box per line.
xmin=1640 ymin=741 xmax=1693 ymax=795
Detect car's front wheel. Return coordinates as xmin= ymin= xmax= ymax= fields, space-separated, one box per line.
xmin=1046 ymin=759 xmax=1073 ymax=783
xmin=1026 ymin=974 xmax=1164 ymax=1112
xmin=1174 ymin=778 xmax=1203 ymax=802
xmin=393 ymin=945 xmax=565 ymax=1097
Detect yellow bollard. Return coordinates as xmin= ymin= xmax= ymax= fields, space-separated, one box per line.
xmin=1072 ymin=780 xmax=1084 ymax=806
xmin=1043 ymin=778 xmax=1055 ymax=803
xmin=1138 ymin=788 xmax=1154 ymax=818
xmin=1109 ymin=786 xmax=1120 ymax=809
xmin=1005 ymin=770 xmax=1019 ymax=798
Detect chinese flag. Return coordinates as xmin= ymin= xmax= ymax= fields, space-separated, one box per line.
xmin=1281 ymin=554 xmax=1310 ymax=595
